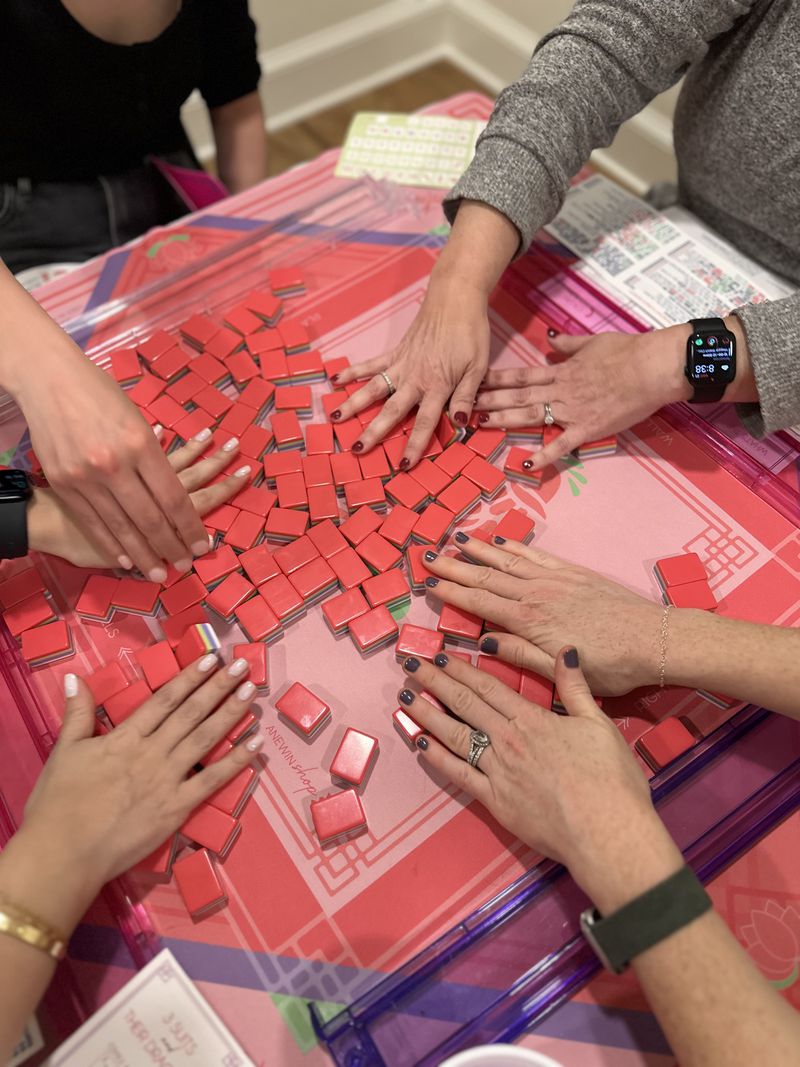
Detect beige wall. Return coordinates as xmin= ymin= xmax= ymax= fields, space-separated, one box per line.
xmin=249 ymin=0 xmax=404 ymax=50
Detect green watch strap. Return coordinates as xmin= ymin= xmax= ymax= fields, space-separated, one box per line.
xmin=580 ymin=865 xmax=712 ymax=974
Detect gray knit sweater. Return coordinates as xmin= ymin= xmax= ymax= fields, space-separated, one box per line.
xmin=444 ymin=0 xmax=800 ymax=436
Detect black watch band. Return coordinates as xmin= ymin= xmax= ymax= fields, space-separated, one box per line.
xmin=686 ymin=317 xmax=732 ymax=404
xmin=0 ymin=497 xmax=30 ymax=558
xmin=690 ymin=317 xmax=727 ymax=333
xmin=580 ymin=864 xmax=712 ymax=974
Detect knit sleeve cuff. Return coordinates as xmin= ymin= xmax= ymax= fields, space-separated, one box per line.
xmin=732 ymin=293 xmax=800 ymax=437
xmin=443 ymin=135 xmax=560 ymax=256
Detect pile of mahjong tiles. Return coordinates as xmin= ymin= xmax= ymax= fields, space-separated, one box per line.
xmin=0 ymin=266 xmax=723 ymax=920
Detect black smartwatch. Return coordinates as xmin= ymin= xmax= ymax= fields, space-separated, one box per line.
xmin=0 ymin=469 xmax=34 ymax=559
xmin=684 ymin=317 xmax=736 ymax=404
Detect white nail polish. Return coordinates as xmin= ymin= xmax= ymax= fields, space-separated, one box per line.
xmin=246 ymin=735 xmax=264 ymax=753
xmin=193 ymin=427 xmax=212 ymax=442
xmin=192 ymin=540 xmax=210 ymax=557
xmin=236 ymin=681 xmax=256 ymax=701
xmin=148 ymin=567 xmax=167 ymax=584
xmin=198 ymin=654 xmax=218 ymax=672
xmin=64 ymin=673 xmax=79 ymax=698
xmin=228 ymin=658 xmax=248 ymax=677
xmin=152 ymin=423 xmax=164 ymax=437
xmin=117 ymin=554 xmax=133 ymax=570
xmin=234 ymin=465 xmax=252 ymax=478
xmin=223 ymin=437 xmax=239 ymax=452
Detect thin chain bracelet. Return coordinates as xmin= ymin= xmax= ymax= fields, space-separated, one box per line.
xmin=658 ymin=605 xmax=671 ymax=688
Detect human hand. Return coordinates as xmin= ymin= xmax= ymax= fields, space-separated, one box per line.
xmin=475 ymin=326 xmax=692 ymax=468
xmin=19 ymin=353 xmax=210 ymax=580
xmin=27 ymin=432 xmax=249 ymax=569
xmin=399 ymin=647 xmax=682 ymax=912
xmin=424 ymin=534 xmax=664 ymax=695
xmin=332 ymin=276 xmax=491 ymax=468
xmin=21 ymin=654 xmax=262 ymax=898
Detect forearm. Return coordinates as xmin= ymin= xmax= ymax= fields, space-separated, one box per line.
xmin=430 ymin=201 xmax=519 ymax=297
xmin=733 ymin=291 xmax=800 ymax=434
xmin=666 ymin=610 xmax=800 ymax=718
xmin=210 ymin=92 xmax=268 ymax=193
xmin=0 ymin=828 xmax=100 ymax=1063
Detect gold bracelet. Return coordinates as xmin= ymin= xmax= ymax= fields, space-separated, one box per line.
xmin=0 ymin=897 xmax=67 ymax=960
xmin=658 ymin=605 xmax=671 ymax=689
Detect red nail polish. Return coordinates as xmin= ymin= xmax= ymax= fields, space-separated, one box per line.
xmin=547 ymin=327 xmax=557 ymax=338
xmin=522 ymin=459 xmax=534 ymax=470
xmin=330 ymin=410 xmax=342 ymax=422
xmin=478 ymin=413 xmax=490 ymax=424
xmin=453 ymin=411 xmax=467 ymax=426
xmin=399 ymin=457 xmax=410 ymax=470
xmin=353 ymin=441 xmax=364 ymax=453
xmin=331 ymin=373 xmax=340 ymax=383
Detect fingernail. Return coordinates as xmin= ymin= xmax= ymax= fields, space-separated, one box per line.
xmin=246 ymin=735 xmax=264 ymax=753
xmin=223 ymin=437 xmax=239 ymax=452
xmin=174 ymin=558 xmax=192 ymax=573
xmin=330 ymin=410 xmax=342 ymax=422
xmin=434 ymin=653 xmax=448 ymax=668
xmin=331 ymin=374 xmax=340 ymax=384
xmin=193 ymin=427 xmax=212 ymax=442
xmin=228 ymin=658 xmax=249 ymax=677
xmin=453 ymin=411 xmax=467 ymax=426
xmin=148 ymin=566 xmax=167 ymax=583
xmin=353 ymin=441 xmax=364 ymax=453
xmin=400 ymin=689 xmax=415 ymax=706
xmin=564 ymin=647 xmax=580 ymax=669
xmin=234 ymin=465 xmax=252 ymax=478
xmin=522 ymin=459 xmax=534 ymax=470
xmin=192 ymin=539 xmax=210 ymax=556
xmin=416 ymin=736 xmax=429 ymax=750
xmin=199 ymin=653 xmax=218 ymax=672
xmin=117 ymin=554 xmax=133 ymax=570
xmin=425 ymin=577 xmax=439 ymax=588
xmin=404 ymin=657 xmax=420 ymax=673
xmin=494 ymin=536 xmax=506 ymax=545
xmin=64 ymin=673 xmax=78 ymax=698
xmin=237 ymin=681 xmax=256 ymax=701
xmin=547 ymin=327 xmax=557 ymax=338
xmin=152 ymin=424 xmax=164 ymax=437
xmin=399 ymin=457 xmax=410 ymax=470
xmin=481 ymin=637 xmax=498 ymax=654
xmin=478 ymin=413 xmax=490 ymax=424
xmin=455 ymin=531 xmax=469 ymax=544
xmin=424 ymin=550 xmax=437 ymax=562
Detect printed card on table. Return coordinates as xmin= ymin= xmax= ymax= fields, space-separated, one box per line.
xmin=45 ymin=949 xmax=255 ymax=1067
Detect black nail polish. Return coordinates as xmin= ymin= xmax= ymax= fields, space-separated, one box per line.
xmin=416 ymin=736 xmax=429 ymax=750
xmin=330 ymin=409 xmax=342 ymax=421
xmin=564 ymin=647 xmax=580 ymax=669
xmin=353 ymin=441 xmax=364 ymax=453
xmin=434 ymin=652 xmax=449 ymax=668
xmin=404 ymin=657 xmax=420 ymax=673
xmin=478 ymin=413 xmax=490 ymax=424
xmin=547 ymin=327 xmax=557 ymax=338
xmin=399 ymin=457 xmax=411 ymax=470
xmin=425 ymin=577 xmax=439 ymax=588
xmin=453 ymin=411 xmax=467 ymax=426
xmin=522 ymin=459 xmax=534 ymax=470
xmin=400 ymin=688 xmax=415 ymax=705
xmin=493 ymin=536 xmax=506 ymax=545
xmin=424 ymin=550 xmax=437 ymax=562
xmin=481 ymin=637 xmax=498 ymax=654
xmin=455 ymin=531 xmax=469 ymax=544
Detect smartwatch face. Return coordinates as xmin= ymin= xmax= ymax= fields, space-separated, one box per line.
xmin=0 ymin=469 xmax=32 ymax=502
xmin=687 ymin=331 xmax=736 ymax=388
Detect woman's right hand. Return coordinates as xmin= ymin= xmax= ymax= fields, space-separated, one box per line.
xmin=20 ymin=654 xmax=262 ymax=893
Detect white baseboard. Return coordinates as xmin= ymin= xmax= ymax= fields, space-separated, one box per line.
xmin=182 ymin=0 xmax=677 ymax=193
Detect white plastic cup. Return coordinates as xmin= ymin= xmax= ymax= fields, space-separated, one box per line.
xmin=440 ymin=1045 xmax=563 ymax=1067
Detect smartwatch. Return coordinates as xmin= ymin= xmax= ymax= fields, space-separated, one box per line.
xmin=684 ymin=317 xmax=736 ymax=404
xmin=0 ymin=469 xmax=34 ymax=559
xmin=580 ymin=864 xmax=712 ymax=974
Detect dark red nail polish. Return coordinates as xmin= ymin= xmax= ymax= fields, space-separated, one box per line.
xmin=478 ymin=413 xmax=490 ymax=424
xmin=330 ymin=409 xmax=342 ymax=422
xmin=353 ymin=441 xmax=364 ymax=453
xmin=331 ymin=373 xmax=340 ymax=383
xmin=453 ymin=411 xmax=468 ymax=426
xmin=547 ymin=327 xmax=557 ymax=338
xmin=522 ymin=459 xmax=534 ymax=470
xmin=399 ymin=457 xmax=411 ymax=470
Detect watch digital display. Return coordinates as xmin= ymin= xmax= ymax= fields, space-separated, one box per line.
xmin=687 ymin=333 xmax=736 ymax=386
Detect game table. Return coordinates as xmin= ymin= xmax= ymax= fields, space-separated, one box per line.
xmin=2 ymin=93 xmax=799 ymax=1067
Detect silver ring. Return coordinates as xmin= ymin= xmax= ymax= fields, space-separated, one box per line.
xmin=543 ymin=401 xmax=555 ymax=426
xmin=467 ymin=729 xmax=491 ymax=769
xmin=380 ymin=371 xmax=396 ymax=397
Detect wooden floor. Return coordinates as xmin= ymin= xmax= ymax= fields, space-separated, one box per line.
xmin=266 ymin=61 xmax=492 ymax=177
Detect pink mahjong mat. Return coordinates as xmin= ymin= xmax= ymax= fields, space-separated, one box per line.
xmin=4 ymin=94 xmax=799 ymax=1066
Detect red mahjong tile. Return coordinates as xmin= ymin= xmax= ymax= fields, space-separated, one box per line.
xmin=438 ymin=602 xmax=483 ymax=644
xmin=136 ymin=329 xmax=173 ymax=364
xmin=305 ymin=424 xmax=335 ymax=455
xmin=462 ymin=455 xmax=505 ymax=499
xmin=148 ymin=394 xmax=186 ymax=430
xmin=328 ymin=547 xmax=371 ymax=590
xmin=181 ymin=802 xmax=240 ymax=857
xmin=224 ymin=305 xmax=264 ymax=337
xmin=494 ymin=508 xmax=535 ymax=543
xmin=434 ymin=442 xmax=473 ymax=479
xmin=104 ymin=679 xmax=152 ymax=726
xmin=263 ymin=452 xmax=303 ymax=482
xmin=239 ymin=543 xmax=281 ymax=586
xmin=396 ymin=624 xmax=444 ymax=662
xmin=271 ymin=411 xmax=304 ymax=449
xmin=412 ymin=503 xmax=455 ymax=545
xmin=636 ymin=717 xmax=696 ymax=771
xmin=233 ymin=643 xmax=269 ymax=689
xmin=129 ymin=372 xmax=165 ymax=408
xmin=159 ymin=574 xmax=206 ymax=616
xmin=206 ymin=327 xmax=243 ymax=360
xmin=408 ymin=458 xmax=452 ymax=498
xmin=135 ymin=641 xmax=180 ymax=690
xmin=207 ymin=766 xmax=258 ymax=818
xmin=330 ymin=451 xmax=361 ymax=491
xmin=192 ymin=352 xmax=229 ymax=385
xmin=666 ymin=579 xmax=717 ymax=610
xmin=311 ymin=789 xmax=367 ymax=846
xmin=74 ymin=574 xmax=118 ymax=620
xmin=330 ymin=728 xmax=379 ymax=787
xmin=308 ymin=484 xmax=340 ymax=524
xmin=235 ymin=594 xmax=282 ymax=643
xmin=260 ymin=573 xmax=304 ymax=624
xmin=302 ymin=454 xmax=333 ymax=488
xmin=344 ymin=477 xmax=386 ymax=513
xmin=166 ymin=369 xmax=205 ymax=405
xmin=290 ymin=556 xmax=337 ymax=602
xmin=274 ymin=535 xmax=319 ymax=576
xmin=349 ymin=604 xmax=398 ymax=654
xmin=385 ymin=473 xmax=428 ymax=511
xmin=224 ymin=509 xmax=265 ymax=551
xmin=340 ymin=505 xmax=383 ymax=547
xmin=307 ymin=518 xmax=348 ymax=559
xmin=112 ymin=578 xmax=161 ymax=615
xmin=238 ymin=378 xmax=275 ymax=413
xmin=466 ymin=428 xmax=506 ymax=460
xmin=362 ymin=569 xmax=409 ymax=610
xmin=379 ymin=505 xmax=418 ymax=549
xmin=180 ymin=313 xmax=218 ymax=348
xmin=477 ymin=654 xmax=521 ymax=692
xmin=21 ymin=620 xmax=72 ymax=665
xmin=206 ymin=572 xmax=256 ymax=620
xmin=218 ymin=402 xmax=256 ymax=437
xmin=239 ymin=423 xmax=273 ymax=460
xmin=195 ymin=384 xmax=234 ymax=420
xmin=264 ymin=507 xmax=308 ymax=542
xmin=173 ymin=848 xmax=227 ymax=918
xmin=322 ymin=587 xmax=370 ymax=635
xmin=276 ymin=682 xmax=330 ymax=738
xmin=654 ymin=553 xmax=708 ymax=588
xmin=276 ymin=472 xmax=308 ymax=511
xmin=357 ymin=532 xmax=402 ymax=573
xmin=87 ymin=661 xmax=128 ymax=705
xmin=160 ymin=605 xmax=209 ymax=647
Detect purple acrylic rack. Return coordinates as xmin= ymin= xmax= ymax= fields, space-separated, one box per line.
xmin=313 ymin=705 xmax=800 ymax=1065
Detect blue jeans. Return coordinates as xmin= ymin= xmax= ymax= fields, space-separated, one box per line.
xmin=0 ymin=152 xmax=196 ymax=273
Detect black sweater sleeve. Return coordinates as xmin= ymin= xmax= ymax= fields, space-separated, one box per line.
xmin=197 ymin=0 xmax=261 ymax=110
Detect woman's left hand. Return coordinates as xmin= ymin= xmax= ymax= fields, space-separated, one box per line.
xmin=27 ymin=432 xmax=249 ymax=569
xmin=474 ymin=326 xmax=692 ymax=469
